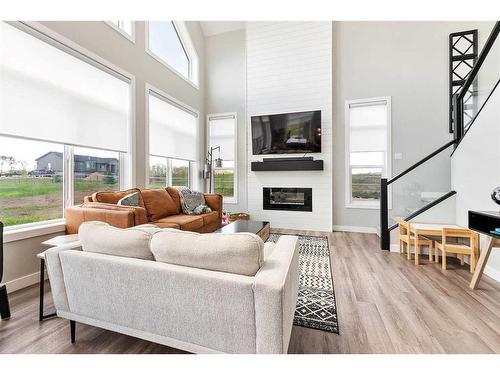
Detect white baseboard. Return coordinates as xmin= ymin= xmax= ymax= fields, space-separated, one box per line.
xmin=5 ymin=271 xmax=47 ymax=293
xmin=484 ymin=265 xmax=500 ymax=283
xmin=332 ymin=225 xmax=378 ymax=234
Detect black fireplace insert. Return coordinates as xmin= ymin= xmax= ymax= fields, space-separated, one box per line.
xmin=263 ymin=187 xmax=312 ymax=212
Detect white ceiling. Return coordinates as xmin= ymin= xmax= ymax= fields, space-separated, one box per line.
xmin=199 ymin=21 xmax=246 ymax=37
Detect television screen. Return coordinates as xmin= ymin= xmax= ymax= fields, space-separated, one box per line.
xmin=251 ymin=110 xmax=321 ymax=155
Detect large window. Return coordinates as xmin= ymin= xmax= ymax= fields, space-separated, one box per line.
xmin=147 ymin=87 xmax=198 ymax=189
xmin=0 ymin=22 xmax=131 ymax=229
xmin=208 ymin=114 xmax=237 ymax=202
xmin=146 ymin=21 xmax=198 ymax=85
xmin=345 ymin=97 xmax=391 ymax=208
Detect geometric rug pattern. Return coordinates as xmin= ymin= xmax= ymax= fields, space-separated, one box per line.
xmin=267 ymin=233 xmax=339 ymax=334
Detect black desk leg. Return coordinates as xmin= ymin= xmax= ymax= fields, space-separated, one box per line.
xmin=39 ymin=258 xmax=56 ymax=321
xmin=0 ymin=284 xmax=10 ymax=320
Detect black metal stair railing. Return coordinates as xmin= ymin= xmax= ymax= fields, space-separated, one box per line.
xmin=379 ymin=21 xmax=500 ymax=250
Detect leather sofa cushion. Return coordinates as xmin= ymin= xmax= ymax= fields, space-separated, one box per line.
xmin=149 ymin=221 xmax=180 ymax=229
xmin=92 ymin=188 xmax=145 ymax=208
xmin=153 ymin=214 xmax=204 ymax=231
xmin=150 ymin=229 xmax=265 ymax=276
xmin=79 ymin=221 xmax=161 ymax=260
xmin=141 ymin=189 xmax=179 ymax=221
xmin=199 ymin=211 xmax=219 ymax=226
xmin=165 ymin=187 xmax=183 ymax=213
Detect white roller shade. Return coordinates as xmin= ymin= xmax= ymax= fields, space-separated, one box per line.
xmin=208 ymin=115 xmax=235 ymax=161
xmin=0 ymin=22 xmax=130 ymax=152
xmin=349 ymin=100 xmax=388 ymax=152
xmin=148 ymin=92 xmax=198 ymax=161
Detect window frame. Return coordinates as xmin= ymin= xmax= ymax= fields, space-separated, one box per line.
xmin=145 ymin=21 xmax=199 ymax=89
xmin=104 ymin=21 xmax=135 ymax=43
xmin=207 ymin=112 xmax=238 ymax=204
xmin=145 ymin=83 xmax=200 ymax=190
xmin=344 ymin=97 xmax=392 ymax=210
xmin=1 ymin=21 xmax=136 ymax=241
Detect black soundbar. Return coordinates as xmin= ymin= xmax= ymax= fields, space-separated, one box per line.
xmin=251 ymin=159 xmax=323 ymax=171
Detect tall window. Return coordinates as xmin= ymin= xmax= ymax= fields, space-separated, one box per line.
xmin=345 ymin=97 xmax=391 ymax=208
xmin=0 ymin=22 xmax=131 ymax=228
xmin=208 ymin=114 xmax=237 ymax=202
xmin=107 ymin=21 xmax=134 ymax=40
xmin=146 ymin=21 xmax=198 ymax=85
xmin=147 ymin=88 xmax=198 ymax=189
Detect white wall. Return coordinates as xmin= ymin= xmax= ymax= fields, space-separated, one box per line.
xmin=332 ymin=21 xmax=495 ymax=231
xmin=246 ymin=22 xmax=333 ymax=231
xmin=205 ymin=29 xmax=247 ymax=213
xmin=3 ymin=21 xmax=206 ymax=291
xmin=451 ymin=86 xmax=500 ymax=281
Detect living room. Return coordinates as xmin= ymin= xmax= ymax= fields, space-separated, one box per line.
xmin=1 ymin=0 xmax=500 ymax=372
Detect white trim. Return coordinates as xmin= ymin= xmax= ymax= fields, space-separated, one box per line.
xmin=104 ymin=21 xmax=136 ymax=43
xmin=144 ymin=83 xmax=200 ymax=187
xmin=207 ymin=112 xmax=238 ymax=204
xmin=144 ymin=21 xmax=199 ymax=89
xmin=344 ymin=96 xmax=392 ymax=210
xmin=5 ymin=271 xmax=47 ymax=293
xmin=3 ymin=220 xmax=66 ymax=243
xmin=332 ymin=225 xmax=378 ymax=234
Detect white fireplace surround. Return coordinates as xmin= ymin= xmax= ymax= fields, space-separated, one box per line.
xmin=246 ymin=21 xmax=333 ymax=231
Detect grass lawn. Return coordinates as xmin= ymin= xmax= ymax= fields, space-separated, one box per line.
xmin=0 ymin=177 xmax=118 ymax=226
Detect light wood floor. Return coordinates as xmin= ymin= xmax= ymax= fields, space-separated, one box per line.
xmin=1 ymin=230 xmax=500 ymax=354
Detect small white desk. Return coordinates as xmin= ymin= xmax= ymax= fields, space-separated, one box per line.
xmin=37 ymin=234 xmax=80 ymax=321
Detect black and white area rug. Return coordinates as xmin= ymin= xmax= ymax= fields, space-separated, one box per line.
xmin=267 ymin=233 xmax=339 ymax=334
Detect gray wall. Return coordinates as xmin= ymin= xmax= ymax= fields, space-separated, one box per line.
xmin=3 ymin=21 xmax=206 ymax=289
xmin=332 ymin=21 xmax=495 ymax=230
xmin=205 ymin=29 xmax=247 ymax=213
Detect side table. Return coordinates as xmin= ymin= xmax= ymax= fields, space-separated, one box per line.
xmin=38 ymin=234 xmax=80 ymax=321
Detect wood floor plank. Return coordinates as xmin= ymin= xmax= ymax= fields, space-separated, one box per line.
xmin=1 ymin=231 xmax=499 ymax=354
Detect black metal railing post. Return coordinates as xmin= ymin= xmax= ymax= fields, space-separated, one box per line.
xmin=380 ymin=178 xmax=390 ymax=250
xmin=453 ymin=93 xmax=463 ymax=146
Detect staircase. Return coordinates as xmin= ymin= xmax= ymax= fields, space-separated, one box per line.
xmin=380 ymin=21 xmax=500 ymax=250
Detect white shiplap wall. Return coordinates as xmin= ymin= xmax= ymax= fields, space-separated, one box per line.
xmin=246 ymin=22 xmax=333 ymax=231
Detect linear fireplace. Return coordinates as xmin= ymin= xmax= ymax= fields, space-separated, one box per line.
xmin=263 ymin=187 xmax=312 ymax=212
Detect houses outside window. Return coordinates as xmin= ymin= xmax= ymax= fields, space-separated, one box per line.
xmin=345 ymin=97 xmax=391 ymax=209
xmin=208 ymin=114 xmax=237 ymax=203
xmin=0 ymin=21 xmax=132 ymax=229
xmin=146 ymin=21 xmax=199 ymax=86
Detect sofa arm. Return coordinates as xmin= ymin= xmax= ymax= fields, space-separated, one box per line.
xmin=253 ymin=235 xmax=300 ymax=354
xmin=204 ymin=193 xmax=223 ymax=219
xmin=65 ymin=205 xmax=137 ymax=234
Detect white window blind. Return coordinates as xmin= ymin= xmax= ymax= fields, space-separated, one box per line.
xmin=208 ymin=115 xmax=235 ymax=161
xmin=148 ymin=91 xmax=198 ymax=161
xmin=0 ymin=22 xmax=130 ymax=152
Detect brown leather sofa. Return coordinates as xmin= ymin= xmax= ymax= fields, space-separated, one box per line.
xmin=65 ymin=187 xmax=223 ymax=234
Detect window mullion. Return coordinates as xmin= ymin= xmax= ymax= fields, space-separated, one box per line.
xmin=63 ymin=145 xmax=74 ymax=211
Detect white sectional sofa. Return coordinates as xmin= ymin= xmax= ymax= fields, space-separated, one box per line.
xmin=44 ymin=222 xmax=300 ymax=354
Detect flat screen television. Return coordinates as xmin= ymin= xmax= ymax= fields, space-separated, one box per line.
xmin=251 ymin=110 xmax=321 ymax=155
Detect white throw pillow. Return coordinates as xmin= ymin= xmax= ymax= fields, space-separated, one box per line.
xmin=150 ymin=229 xmax=265 ymax=276
xmin=79 ymin=221 xmax=161 ymax=260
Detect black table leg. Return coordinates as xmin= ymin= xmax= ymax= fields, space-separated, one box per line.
xmin=0 ymin=284 xmax=10 ymax=320
xmin=39 ymin=258 xmax=56 ymax=321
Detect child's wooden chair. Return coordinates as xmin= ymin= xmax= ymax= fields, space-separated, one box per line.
xmin=434 ymin=228 xmax=479 ymax=272
xmin=398 ymin=221 xmax=433 ymax=261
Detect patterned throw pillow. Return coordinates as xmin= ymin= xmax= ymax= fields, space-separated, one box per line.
xmin=176 ymin=187 xmax=212 ymax=215
xmin=117 ymin=192 xmax=140 ymax=207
